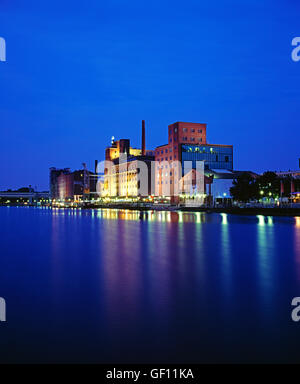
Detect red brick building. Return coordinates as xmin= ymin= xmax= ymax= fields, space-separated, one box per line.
xmin=155 ymin=122 xmax=207 ymax=198
xmin=154 ymin=122 xmax=233 ymax=202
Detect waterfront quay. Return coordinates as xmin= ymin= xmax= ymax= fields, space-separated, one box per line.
xmin=3 ymin=201 xmax=300 ymax=218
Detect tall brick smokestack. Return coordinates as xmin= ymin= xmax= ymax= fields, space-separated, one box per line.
xmin=142 ymin=120 xmax=146 ymax=156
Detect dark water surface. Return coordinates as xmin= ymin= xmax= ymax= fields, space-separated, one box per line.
xmin=0 ymin=207 xmax=300 ymax=363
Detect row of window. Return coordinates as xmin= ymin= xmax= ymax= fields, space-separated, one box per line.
xmin=157 ymin=180 xmax=173 ymax=185
xmin=181 ymin=137 xmax=202 ymax=142
xmin=156 ymin=155 xmax=177 ymax=162
xmin=157 ymin=171 xmax=177 ymax=177
xmin=182 ymin=153 xmax=231 ymax=162
xmin=182 ymin=145 xmax=232 ymax=154
xmin=157 ymin=165 xmax=179 ymax=170
xmin=157 ymin=146 xmax=178 ymax=155
xmin=169 ymin=128 xmax=203 ymax=135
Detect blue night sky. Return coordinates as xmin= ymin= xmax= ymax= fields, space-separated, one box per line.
xmin=0 ymin=0 xmax=299 ymax=190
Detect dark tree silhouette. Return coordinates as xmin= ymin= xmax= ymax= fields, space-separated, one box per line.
xmin=230 ymin=172 xmax=259 ymax=202
xmin=256 ymin=171 xmax=280 ymax=198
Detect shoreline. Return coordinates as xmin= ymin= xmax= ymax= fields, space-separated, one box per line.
xmin=83 ymin=203 xmax=300 ymax=216
xmin=180 ymin=206 xmax=300 ymax=217
xmin=1 ymin=204 xmax=300 ymax=217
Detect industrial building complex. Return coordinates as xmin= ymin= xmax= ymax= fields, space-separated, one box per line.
xmin=102 ymin=120 xmax=235 ymax=205
xmin=45 ymin=120 xmax=300 ymax=207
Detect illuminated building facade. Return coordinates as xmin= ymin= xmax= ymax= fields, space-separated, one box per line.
xmin=276 ymin=170 xmax=300 ymax=179
xmin=154 ymin=122 xmax=233 ymax=202
xmin=57 ymin=172 xmax=74 ymax=200
xmin=49 ymin=167 xmax=71 ymax=199
xmin=104 ymin=121 xmax=155 ymax=197
xmin=103 ymin=121 xmax=234 ymax=203
xmin=178 ymin=167 xmax=206 ymax=206
xmin=104 ymin=155 xmax=154 ymax=197
xmin=181 ymin=144 xmax=233 ymax=171
xmin=105 ymin=136 xmax=155 ymax=162
xmin=276 ymin=169 xmax=300 ymax=202
xmin=50 ymin=165 xmax=97 ymax=201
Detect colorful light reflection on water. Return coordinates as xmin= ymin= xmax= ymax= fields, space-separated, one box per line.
xmin=0 ymin=207 xmax=300 ymax=363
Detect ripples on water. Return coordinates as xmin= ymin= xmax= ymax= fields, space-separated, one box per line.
xmin=0 ymin=207 xmax=300 ymax=363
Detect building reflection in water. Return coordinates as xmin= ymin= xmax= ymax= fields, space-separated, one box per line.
xmin=95 ymin=209 xmax=214 ymax=330
xmin=194 ymin=212 xmax=207 ymax=302
xmin=90 ymin=209 xmax=212 ymax=224
xmin=51 ymin=209 xmax=64 ymax=291
xmin=99 ymin=208 xmax=186 ymax=332
xmin=256 ymin=215 xmax=275 ymax=318
xmin=99 ymin=212 xmax=144 ymax=329
xmin=50 ymin=209 xmax=288 ymax=331
xmin=50 ymin=208 xmax=83 ymax=303
xmin=295 ymin=217 xmax=300 ymax=280
xmin=221 ymin=213 xmax=228 ymax=225
xmin=47 ymin=208 xmax=300 ymax=358
xmin=148 ymin=212 xmax=174 ymax=323
xmin=23 ymin=206 xmax=300 ymax=362
xmin=220 ymin=214 xmax=233 ymax=305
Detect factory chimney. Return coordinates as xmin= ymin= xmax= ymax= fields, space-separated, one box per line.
xmin=142 ymin=120 xmax=146 ymax=156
